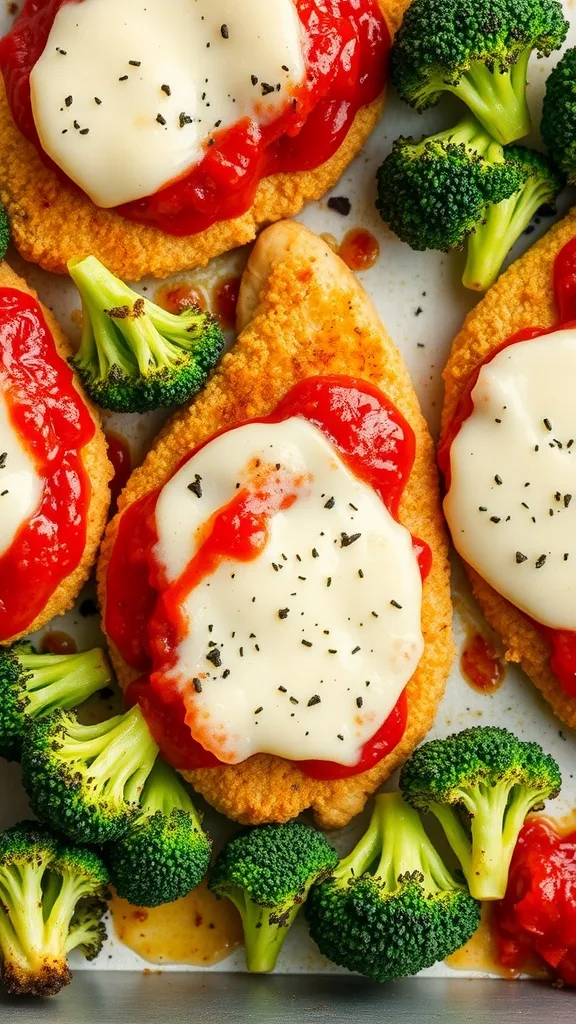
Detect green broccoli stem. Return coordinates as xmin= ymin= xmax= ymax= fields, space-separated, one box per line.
xmin=458 ymin=780 xmax=528 ymax=900
xmin=462 ymin=174 xmax=553 ymax=291
xmin=19 ymin=649 xmax=111 ymax=719
xmin=43 ymin=874 xmax=100 ymax=958
xmin=428 ymin=803 xmax=474 ymax=885
xmin=139 ymin=756 xmax=202 ymax=824
xmin=68 ymin=256 xmax=208 ymax=379
xmin=374 ymin=793 xmax=460 ymax=891
xmin=0 ymin=862 xmax=49 ymax=975
xmin=444 ymin=49 xmax=532 ymax=145
xmin=332 ymin=803 xmax=383 ymax=885
xmin=431 ymin=116 xmax=507 ymax=164
xmin=240 ymin=897 xmax=300 ymax=973
xmin=58 ymin=706 xmax=159 ymax=805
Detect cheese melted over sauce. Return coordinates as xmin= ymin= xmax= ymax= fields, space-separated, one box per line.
xmin=30 ymin=0 xmax=305 ymax=208
xmin=445 ymin=329 xmax=576 ymax=631
xmin=153 ymin=418 xmax=424 ymax=767
xmin=0 ymin=388 xmax=43 ymax=558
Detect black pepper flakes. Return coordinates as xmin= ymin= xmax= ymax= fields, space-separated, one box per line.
xmin=290 ymin=696 xmax=299 ymax=705
xmin=535 ymin=554 xmax=547 ymax=569
xmin=324 ymin=496 xmax=335 ymax=509
xmin=119 ymin=75 xmax=129 ymax=82
xmin=254 ymin=706 xmax=263 ymax=715
xmin=328 ymin=195 xmax=351 ymax=216
xmin=543 ymin=418 xmax=553 ymax=431
xmin=494 ymin=474 xmax=502 ymax=485
xmin=490 ymin=516 xmax=501 ymax=523
xmin=156 ymin=113 xmax=167 ymax=126
xmin=206 ymin=649 xmax=222 ymax=667
xmin=179 ymin=112 xmax=193 ymax=128
xmin=565 ymin=494 xmax=572 ymax=508
xmin=308 ymin=695 xmax=321 ymax=707
xmin=261 ymin=82 xmax=275 ymax=96
xmin=515 ymin=551 xmax=528 ymax=563
xmin=129 ymin=60 xmax=141 ymax=67
xmin=193 ymin=678 xmax=203 ymax=693
xmin=65 ymin=95 xmax=73 ymax=107
xmin=221 ymin=24 xmax=229 ymax=38
xmin=341 ymin=532 xmax=361 ymax=548
xmin=356 ymin=697 xmax=363 ymax=709
xmin=161 ymin=84 xmax=171 ymax=96
xmin=390 ymin=600 xmax=402 ymax=609
xmin=187 ymin=474 xmax=202 ymax=497
xmin=251 ymin=74 xmax=259 ymax=85
xmin=302 ymin=639 xmax=313 ymax=648
xmin=351 ymin=646 xmax=361 ymax=655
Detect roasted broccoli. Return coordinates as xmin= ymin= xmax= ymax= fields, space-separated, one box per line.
xmin=0 ymin=642 xmax=112 ymax=762
xmin=400 ymin=726 xmax=561 ymax=900
xmin=68 ymin=255 xmax=224 ymax=413
xmin=391 ymin=0 xmax=568 ymax=145
xmin=306 ymin=793 xmax=480 ymax=982
xmin=0 ymin=204 xmax=10 ymax=261
xmin=463 ymin=145 xmax=563 ymax=290
xmin=105 ymin=757 xmax=211 ymax=908
xmin=376 ymin=122 xmax=562 ymax=291
xmin=21 ymin=705 xmax=159 ymax=845
xmin=376 ymin=118 xmax=524 ymax=253
xmin=209 ymin=821 xmax=338 ymax=973
xmin=542 ymin=47 xmax=576 ymax=183
xmin=0 ymin=820 xmax=109 ymax=997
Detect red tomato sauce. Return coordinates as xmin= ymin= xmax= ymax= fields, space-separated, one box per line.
xmin=0 ymin=0 xmax=389 ymax=237
xmin=0 ymin=288 xmax=95 ymax=642
xmin=493 ymin=817 xmax=576 ymax=986
xmin=461 ymin=632 xmax=505 ymax=694
xmin=213 ymin=276 xmax=241 ymax=331
xmin=106 ymin=375 xmax=431 ymax=778
xmin=40 ymin=630 xmax=77 ymax=655
xmin=104 ymin=431 xmax=132 ymax=507
xmin=438 ymin=237 xmax=576 ymax=700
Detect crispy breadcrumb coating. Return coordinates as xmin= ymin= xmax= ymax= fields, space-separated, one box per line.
xmin=442 ymin=205 xmax=576 ymax=730
xmin=0 ymin=261 xmax=112 ymax=644
xmin=98 ymin=221 xmax=453 ymax=829
xmin=0 ymin=0 xmax=409 ymax=281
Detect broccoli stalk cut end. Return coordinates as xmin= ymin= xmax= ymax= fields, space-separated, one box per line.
xmin=68 ymin=255 xmax=224 ymax=413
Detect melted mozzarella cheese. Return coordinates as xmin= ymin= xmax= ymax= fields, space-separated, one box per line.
xmin=153 ymin=418 xmax=424 ymax=766
xmin=0 ymin=388 xmax=44 ymax=557
xmin=30 ymin=0 xmax=305 ymax=208
xmin=445 ymin=329 xmax=576 ymax=630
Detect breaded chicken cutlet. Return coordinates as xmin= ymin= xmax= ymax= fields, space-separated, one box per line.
xmin=0 ymin=261 xmax=112 ymax=644
xmin=442 ymin=206 xmax=576 ymax=731
xmin=0 ymin=0 xmax=410 ymax=282
xmin=97 ymin=220 xmax=454 ymax=829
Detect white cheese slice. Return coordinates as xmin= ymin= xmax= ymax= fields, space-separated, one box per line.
xmin=153 ymin=417 xmax=424 ymax=767
xmin=30 ymin=0 xmax=305 ymax=208
xmin=444 ymin=328 xmax=576 ymax=631
xmin=0 ymin=388 xmax=44 ymax=558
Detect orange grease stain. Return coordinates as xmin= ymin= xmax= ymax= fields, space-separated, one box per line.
xmin=155 ymin=282 xmax=206 ymax=315
xmin=212 ymin=275 xmax=241 ymax=329
xmin=109 ymin=881 xmax=243 ymax=966
xmin=339 ymin=228 xmax=380 ymax=271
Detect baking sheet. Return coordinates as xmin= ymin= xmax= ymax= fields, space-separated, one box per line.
xmin=1 ymin=0 xmax=576 ymax=980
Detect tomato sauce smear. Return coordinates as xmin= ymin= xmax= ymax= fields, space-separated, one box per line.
xmin=0 ymin=287 xmax=95 ymax=641
xmin=493 ymin=816 xmax=576 ymax=985
xmin=106 ymin=375 xmax=430 ymax=779
xmin=438 ymin=237 xmax=576 ymax=700
xmin=0 ymin=0 xmax=390 ymax=237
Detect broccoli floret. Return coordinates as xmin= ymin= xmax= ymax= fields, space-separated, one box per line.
xmin=68 ymin=255 xmax=224 ymax=413
xmin=0 ymin=205 xmax=10 ymax=261
xmin=0 ymin=820 xmax=109 ymax=997
xmin=400 ymin=726 xmax=561 ymax=901
xmin=542 ymin=47 xmax=576 ymax=183
xmin=376 ymin=118 xmax=525 ymax=253
xmin=0 ymin=643 xmax=112 ymax=762
xmin=21 ymin=705 xmax=159 ymax=845
xmin=209 ymin=821 xmax=338 ymax=973
xmin=391 ymin=0 xmax=568 ymax=145
xmin=463 ymin=145 xmax=564 ymax=290
xmin=306 ymin=793 xmax=480 ymax=982
xmin=105 ymin=757 xmax=212 ymax=908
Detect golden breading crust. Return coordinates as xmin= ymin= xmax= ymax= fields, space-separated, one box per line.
xmin=442 ymin=206 xmax=576 ymax=730
xmin=97 ymin=221 xmax=453 ymax=829
xmin=0 ymin=261 xmax=112 ymax=644
xmin=0 ymin=0 xmax=410 ymax=282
